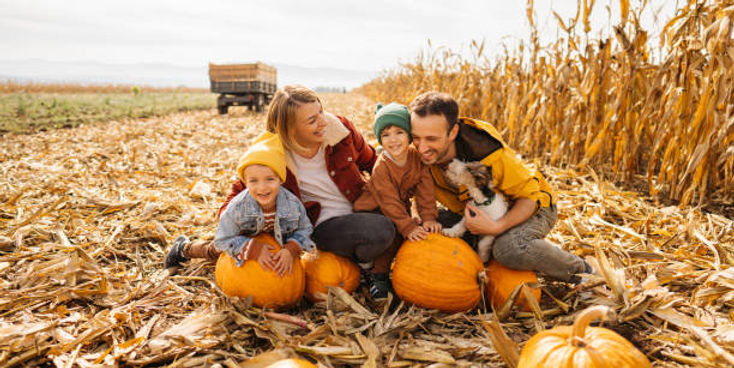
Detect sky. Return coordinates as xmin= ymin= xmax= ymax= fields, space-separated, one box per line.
xmin=0 ymin=0 xmax=678 ymax=88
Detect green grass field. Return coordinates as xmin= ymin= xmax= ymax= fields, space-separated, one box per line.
xmin=0 ymin=92 xmax=216 ymax=134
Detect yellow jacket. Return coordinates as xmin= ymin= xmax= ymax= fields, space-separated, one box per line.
xmin=430 ymin=117 xmax=554 ymax=214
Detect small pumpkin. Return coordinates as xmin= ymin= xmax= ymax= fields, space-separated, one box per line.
xmin=215 ymin=233 xmax=305 ymax=309
xmin=517 ymin=305 xmax=652 ymax=368
xmin=486 ymin=259 xmax=541 ymax=312
xmin=391 ymin=233 xmax=485 ymax=312
xmin=301 ymin=250 xmax=360 ymax=302
xmin=265 ymin=358 xmax=317 ymax=368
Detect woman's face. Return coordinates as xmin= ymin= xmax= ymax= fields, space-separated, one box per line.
xmin=292 ymin=101 xmax=327 ymax=150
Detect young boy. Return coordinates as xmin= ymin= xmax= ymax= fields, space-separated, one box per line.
xmin=353 ymin=103 xmax=442 ymax=296
xmin=170 ymin=131 xmax=314 ymax=275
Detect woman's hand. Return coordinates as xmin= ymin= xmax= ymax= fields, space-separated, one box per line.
xmin=271 ymin=249 xmax=294 ymax=277
xmin=464 ymin=203 xmax=505 ymax=236
xmin=406 ymin=227 xmax=428 ymax=242
xmin=421 ymin=220 xmax=442 ymax=233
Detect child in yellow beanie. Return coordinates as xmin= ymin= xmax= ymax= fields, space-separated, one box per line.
xmin=165 ymin=132 xmax=314 ymax=274
xmin=214 ymin=131 xmax=314 ymax=275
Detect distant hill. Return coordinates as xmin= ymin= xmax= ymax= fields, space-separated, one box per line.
xmin=0 ymin=59 xmax=377 ymax=91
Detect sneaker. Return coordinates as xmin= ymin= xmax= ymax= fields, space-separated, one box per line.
xmin=165 ymin=235 xmax=190 ymax=269
xmin=368 ymin=273 xmax=390 ymax=300
xmin=358 ymin=260 xmax=374 ymax=270
xmin=570 ymin=257 xmax=599 ymax=285
xmin=357 ymin=260 xmax=374 ymax=285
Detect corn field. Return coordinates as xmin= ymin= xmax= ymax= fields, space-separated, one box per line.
xmin=358 ymin=0 xmax=734 ymax=207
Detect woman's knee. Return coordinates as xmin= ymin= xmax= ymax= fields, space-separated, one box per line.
xmin=354 ymin=215 xmax=396 ymax=261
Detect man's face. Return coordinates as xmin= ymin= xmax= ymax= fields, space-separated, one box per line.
xmin=410 ymin=112 xmax=458 ymax=165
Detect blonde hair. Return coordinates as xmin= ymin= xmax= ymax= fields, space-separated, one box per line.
xmin=266 ymin=84 xmax=322 ymax=153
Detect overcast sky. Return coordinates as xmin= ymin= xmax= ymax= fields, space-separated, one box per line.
xmin=0 ymin=0 xmax=677 ymax=84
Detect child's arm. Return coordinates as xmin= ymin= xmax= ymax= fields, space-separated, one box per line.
xmin=370 ymin=164 xmax=421 ymax=239
xmin=284 ymin=200 xmax=315 ymax=255
xmin=214 ymin=204 xmax=273 ymax=268
xmin=272 ymin=199 xmax=315 ymax=276
xmin=415 ymin=161 xmax=441 ymax=233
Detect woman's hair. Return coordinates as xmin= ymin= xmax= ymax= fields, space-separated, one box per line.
xmin=266 ymin=84 xmax=322 ymax=153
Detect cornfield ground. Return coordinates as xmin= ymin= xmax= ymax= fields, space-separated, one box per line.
xmin=0 ymin=92 xmax=732 ymax=367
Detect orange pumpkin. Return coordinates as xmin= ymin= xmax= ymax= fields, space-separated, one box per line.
xmin=265 ymin=358 xmax=317 ymax=368
xmin=215 ymin=233 xmax=305 ymax=309
xmin=486 ymin=259 xmax=541 ymax=312
xmin=517 ymin=306 xmax=652 ymax=368
xmin=301 ymin=250 xmax=360 ymax=302
xmin=391 ymin=233 xmax=485 ymax=312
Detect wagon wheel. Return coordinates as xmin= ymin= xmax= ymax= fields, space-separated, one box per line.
xmin=255 ymin=95 xmax=265 ymax=113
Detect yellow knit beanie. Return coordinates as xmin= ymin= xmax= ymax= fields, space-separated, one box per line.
xmin=236 ymin=131 xmax=287 ymax=182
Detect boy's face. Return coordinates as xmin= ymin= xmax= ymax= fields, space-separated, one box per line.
xmin=243 ymin=164 xmax=281 ymax=210
xmin=380 ymin=125 xmax=410 ymax=159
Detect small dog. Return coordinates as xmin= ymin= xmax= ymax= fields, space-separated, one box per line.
xmin=442 ymin=159 xmax=509 ymax=262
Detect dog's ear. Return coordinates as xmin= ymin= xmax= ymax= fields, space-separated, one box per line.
xmin=465 ymin=161 xmax=485 ymax=172
xmin=466 ymin=162 xmax=493 ymax=186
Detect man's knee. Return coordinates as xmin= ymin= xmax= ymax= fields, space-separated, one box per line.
xmin=491 ymin=233 xmax=528 ymax=269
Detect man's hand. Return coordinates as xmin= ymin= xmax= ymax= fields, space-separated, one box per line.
xmin=271 ymin=249 xmax=294 ymax=277
xmin=464 ymin=198 xmax=538 ymax=236
xmin=421 ymin=220 xmax=442 ymax=233
xmin=464 ymin=203 xmax=505 ymax=236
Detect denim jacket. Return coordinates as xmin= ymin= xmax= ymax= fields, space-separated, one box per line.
xmin=214 ymin=187 xmax=315 ymax=266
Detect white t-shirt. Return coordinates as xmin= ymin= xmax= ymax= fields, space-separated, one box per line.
xmin=289 ymin=146 xmax=353 ymax=225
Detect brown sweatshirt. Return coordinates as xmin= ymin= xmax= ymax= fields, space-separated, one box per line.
xmin=353 ymin=147 xmax=438 ymax=237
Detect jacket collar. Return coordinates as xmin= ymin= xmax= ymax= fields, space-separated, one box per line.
xmin=242 ymin=188 xmax=295 ymax=218
xmin=322 ymin=112 xmax=350 ymax=146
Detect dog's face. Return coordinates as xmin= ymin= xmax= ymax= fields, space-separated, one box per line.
xmin=464 ymin=162 xmax=493 ymax=188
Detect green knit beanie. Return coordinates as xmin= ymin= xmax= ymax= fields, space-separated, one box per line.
xmin=373 ymin=102 xmax=411 ymax=145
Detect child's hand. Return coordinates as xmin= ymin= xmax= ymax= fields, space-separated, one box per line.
xmin=271 ymin=249 xmax=294 ymax=277
xmin=237 ymin=239 xmax=276 ymax=271
xmin=255 ymin=245 xmax=276 ymax=271
xmin=407 ymin=227 xmax=428 ymax=242
xmin=422 ymin=220 xmax=442 ymax=233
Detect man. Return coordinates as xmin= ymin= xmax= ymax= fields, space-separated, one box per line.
xmin=409 ymin=91 xmax=592 ymax=282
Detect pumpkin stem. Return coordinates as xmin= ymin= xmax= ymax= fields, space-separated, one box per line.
xmin=477 ymin=270 xmax=488 ymax=286
xmin=570 ymin=305 xmax=614 ymax=347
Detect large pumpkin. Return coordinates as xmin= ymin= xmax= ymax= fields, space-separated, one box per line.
xmin=301 ymin=250 xmax=360 ymax=302
xmin=517 ymin=306 xmax=652 ymax=367
xmin=265 ymin=358 xmax=317 ymax=368
xmin=215 ymin=233 xmax=305 ymax=309
xmin=391 ymin=233 xmax=485 ymax=312
xmin=486 ymin=259 xmax=541 ymax=312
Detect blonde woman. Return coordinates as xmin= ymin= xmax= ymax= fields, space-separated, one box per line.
xmin=166 ymin=85 xmax=397 ymax=299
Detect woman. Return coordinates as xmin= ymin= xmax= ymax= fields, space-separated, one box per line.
xmin=166 ymin=85 xmax=397 ymax=299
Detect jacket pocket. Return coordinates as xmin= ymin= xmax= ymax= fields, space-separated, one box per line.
xmin=238 ymin=215 xmax=259 ymax=233
xmin=279 ymin=214 xmax=300 ymax=233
